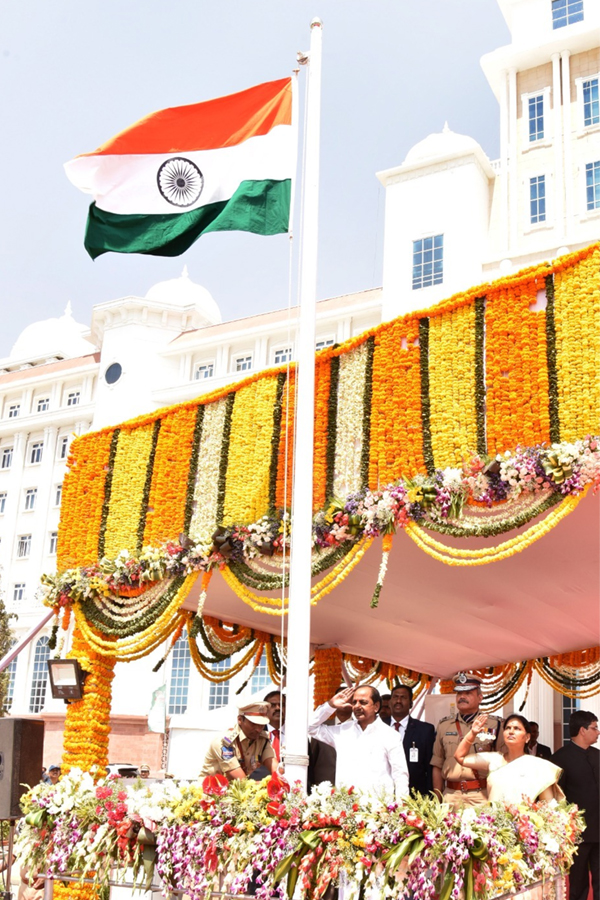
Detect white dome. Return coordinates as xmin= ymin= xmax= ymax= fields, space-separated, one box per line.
xmin=404 ymin=123 xmax=483 ymax=166
xmin=145 ymin=266 xmax=221 ymax=326
xmin=9 ymin=303 xmax=95 ymax=362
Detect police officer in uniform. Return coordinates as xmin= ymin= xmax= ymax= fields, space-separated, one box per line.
xmin=431 ymin=673 xmax=505 ymax=809
xmin=200 ymin=702 xmax=277 ymax=780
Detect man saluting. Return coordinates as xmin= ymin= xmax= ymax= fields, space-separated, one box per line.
xmin=308 ymin=684 xmax=409 ymax=800
xmin=431 ymin=673 xmax=505 ymax=809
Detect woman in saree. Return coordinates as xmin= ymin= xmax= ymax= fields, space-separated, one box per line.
xmin=454 ymin=713 xmax=564 ymax=804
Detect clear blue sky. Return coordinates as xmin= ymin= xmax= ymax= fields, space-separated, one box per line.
xmin=0 ymin=1 xmax=509 ymax=358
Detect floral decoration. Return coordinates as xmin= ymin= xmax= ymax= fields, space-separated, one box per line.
xmin=16 ymin=771 xmax=584 ymax=900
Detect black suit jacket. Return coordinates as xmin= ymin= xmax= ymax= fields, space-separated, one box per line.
xmin=552 ymin=741 xmax=599 ymax=842
xmin=390 ymin=717 xmax=435 ymax=796
xmin=532 ymin=742 xmax=553 ymax=761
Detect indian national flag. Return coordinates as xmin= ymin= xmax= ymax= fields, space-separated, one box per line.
xmin=65 ymin=77 xmax=296 ymax=259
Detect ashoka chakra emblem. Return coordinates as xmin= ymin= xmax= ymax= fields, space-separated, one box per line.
xmin=157 ymin=157 xmax=204 ymax=207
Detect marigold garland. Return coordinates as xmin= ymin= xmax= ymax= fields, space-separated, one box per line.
xmin=312 ymin=647 xmax=343 ymax=707
xmin=62 ymin=626 xmax=115 ymax=775
xmin=405 ymin=489 xmax=587 ymax=566
xmin=554 ymin=245 xmax=600 ymax=441
xmin=73 ymin=573 xmax=199 ymax=660
xmin=57 ymin=244 xmax=599 ymax=570
xmin=102 ymin=425 xmax=157 ymax=559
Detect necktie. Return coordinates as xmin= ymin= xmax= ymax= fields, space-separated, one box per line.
xmin=394 ymin=722 xmax=401 ymax=732
xmin=271 ymin=729 xmax=280 ymax=760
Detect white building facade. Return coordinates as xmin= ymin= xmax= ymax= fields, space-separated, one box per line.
xmin=0 ymin=0 xmax=598 ymax=772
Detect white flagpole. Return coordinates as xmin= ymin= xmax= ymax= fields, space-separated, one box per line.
xmin=282 ymin=17 xmax=322 ymax=790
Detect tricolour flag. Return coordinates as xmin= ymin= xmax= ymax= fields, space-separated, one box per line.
xmin=65 ymin=77 xmax=295 ymax=259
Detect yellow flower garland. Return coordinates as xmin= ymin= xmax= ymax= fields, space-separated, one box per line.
xmin=73 ymin=573 xmax=198 ymax=659
xmin=219 ymin=537 xmax=374 ymax=615
xmin=405 ymin=489 xmax=586 ymax=565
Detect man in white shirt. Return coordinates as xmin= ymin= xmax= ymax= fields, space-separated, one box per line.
xmin=308 ymin=685 xmax=409 ymax=800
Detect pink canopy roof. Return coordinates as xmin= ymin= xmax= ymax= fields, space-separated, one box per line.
xmin=184 ymin=493 xmax=599 ymax=678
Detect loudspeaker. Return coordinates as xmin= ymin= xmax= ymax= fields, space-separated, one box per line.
xmin=0 ymin=718 xmax=45 ymax=818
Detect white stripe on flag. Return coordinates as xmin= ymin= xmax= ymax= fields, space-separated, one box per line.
xmin=65 ymin=124 xmax=294 ymax=215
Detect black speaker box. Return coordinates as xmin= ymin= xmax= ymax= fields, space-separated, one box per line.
xmin=0 ymin=718 xmax=45 ymax=818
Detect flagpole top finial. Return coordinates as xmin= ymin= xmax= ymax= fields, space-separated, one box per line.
xmin=311 ymin=17 xmax=322 ymax=28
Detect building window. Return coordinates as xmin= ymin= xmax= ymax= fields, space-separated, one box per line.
xmin=528 ymin=95 xmax=545 ymax=141
xmin=12 ymin=583 xmax=25 ymax=605
xmin=583 ymin=78 xmax=599 ymax=127
xmin=235 ymin=355 xmax=252 ymax=373
xmin=249 ymin=651 xmax=276 ymax=696
xmin=17 ymin=535 xmax=31 ymax=558
xmin=58 ymin=436 xmax=69 ymax=460
xmin=24 ymin=488 xmax=37 ymax=512
xmin=208 ymin=660 xmax=230 ymax=710
xmin=54 ymin=484 xmax=63 ymax=507
xmin=36 ymin=397 xmax=50 ymax=413
xmin=29 ymin=442 xmax=43 ymax=465
xmin=167 ymin=636 xmax=191 ymax=715
xmin=0 ymin=492 xmax=6 ymax=514
xmin=586 ymin=161 xmax=600 ymax=210
xmin=530 ymin=176 xmax=547 ymax=223
xmin=8 ymin=404 xmax=20 ymax=419
xmin=562 ymin=692 xmax=580 ymax=744
xmin=29 ymin=637 xmax=50 ymax=714
xmin=412 ymin=235 xmax=444 ymax=290
xmin=194 ymin=362 xmax=214 ymax=381
xmin=1 ymin=448 xmax=13 ymax=470
xmin=49 ymin=532 xmax=58 ymax=555
xmin=4 ymin=653 xmax=17 ymax=713
xmin=66 ymin=391 xmax=80 ymax=407
xmin=274 ymin=347 xmax=293 ymax=365
xmin=552 ymin=0 xmax=584 ymax=28
xmin=316 ymin=338 xmax=335 ymax=351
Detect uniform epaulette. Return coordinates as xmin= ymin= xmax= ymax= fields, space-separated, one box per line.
xmin=438 ymin=714 xmax=455 ymax=724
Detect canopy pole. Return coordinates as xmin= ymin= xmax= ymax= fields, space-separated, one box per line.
xmin=283 ymin=17 xmax=322 ymax=790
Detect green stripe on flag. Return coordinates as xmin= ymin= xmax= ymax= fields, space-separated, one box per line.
xmin=85 ymin=178 xmax=291 ymax=259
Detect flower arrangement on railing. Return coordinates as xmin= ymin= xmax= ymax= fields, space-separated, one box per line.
xmin=41 ymin=436 xmax=600 ymax=623
xmin=16 ymin=769 xmax=584 ymax=900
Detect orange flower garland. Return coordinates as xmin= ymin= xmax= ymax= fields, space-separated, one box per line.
xmin=57 ymin=430 xmax=114 ymax=570
xmin=485 ymin=277 xmax=550 ymax=454
xmin=61 ymin=626 xmax=115 ymax=775
xmin=369 ymin=316 xmax=425 ymax=488
xmin=312 ymin=647 xmax=343 ymax=707
xmin=143 ymin=405 xmax=199 ymax=545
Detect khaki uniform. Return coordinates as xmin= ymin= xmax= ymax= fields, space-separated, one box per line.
xmin=200 ymin=724 xmax=275 ymax=779
xmin=431 ymin=712 xmax=505 ymax=809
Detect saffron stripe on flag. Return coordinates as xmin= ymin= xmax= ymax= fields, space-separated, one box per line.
xmin=78 ymin=77 xmax=292 ymax=156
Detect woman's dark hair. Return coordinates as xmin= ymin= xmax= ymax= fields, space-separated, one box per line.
xmin=504 ymin=714 xmax=531 ymax=753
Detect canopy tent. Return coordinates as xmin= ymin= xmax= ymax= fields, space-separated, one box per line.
xmin=42 ymin=243 xmax=600 ymax=776
xmin=182 ymin=488 xmax=599 ymax=678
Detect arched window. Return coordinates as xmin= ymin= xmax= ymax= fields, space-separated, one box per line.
xmin=168 ymin=635 xmax=190 ymax=715
xmin=29 ymin=636 xmax=50 ymax=714
xmin=3 ymin=648 xmax=17 ymax=713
